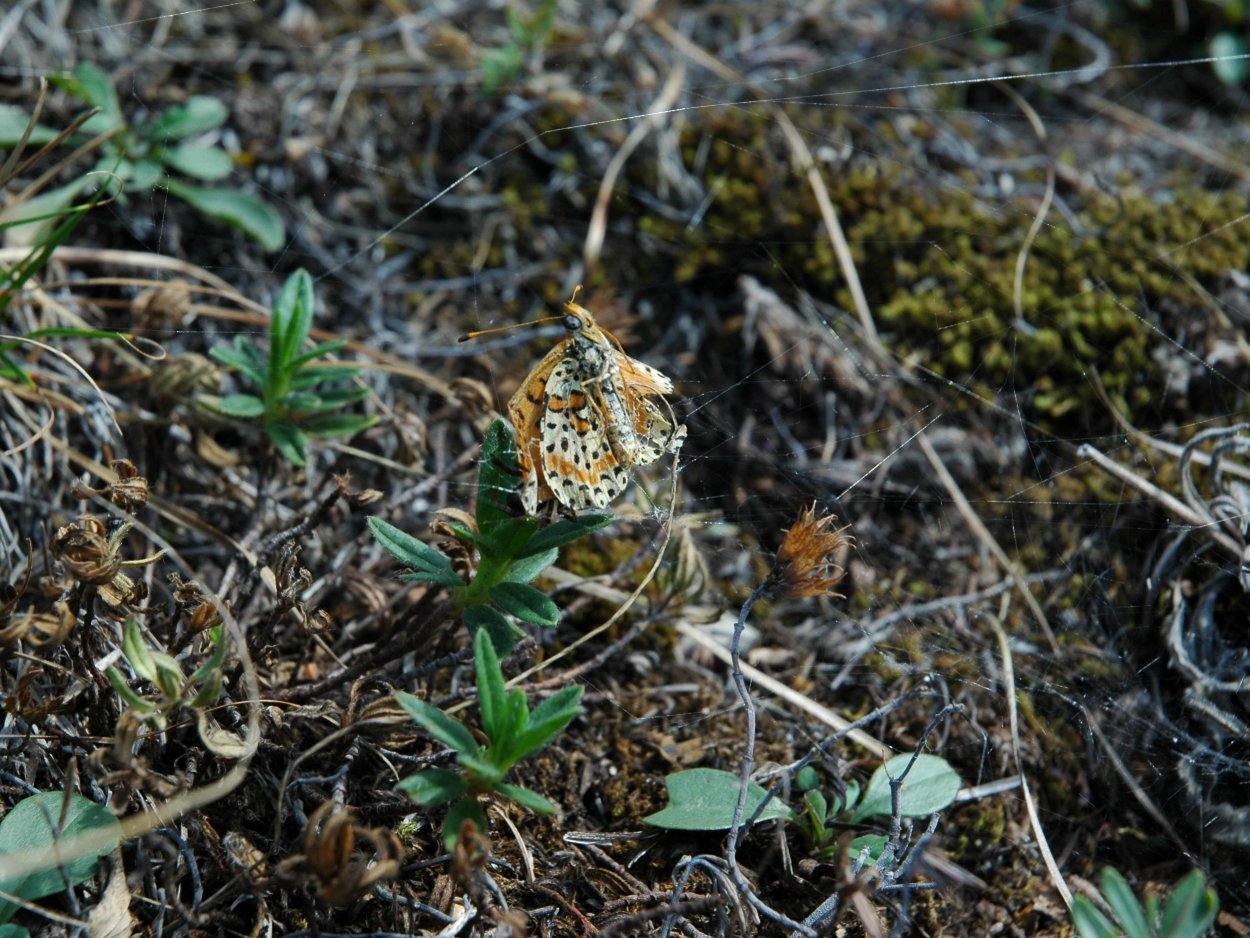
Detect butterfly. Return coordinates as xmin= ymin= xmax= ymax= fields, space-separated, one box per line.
xmin=506 ymin=288 xmax=686 ymax=514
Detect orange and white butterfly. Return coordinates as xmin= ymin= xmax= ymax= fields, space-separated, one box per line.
xmin=506 ymin=288 xmax=686 ymax=514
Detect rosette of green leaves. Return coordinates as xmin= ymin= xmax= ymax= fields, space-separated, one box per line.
xmin=1072 ymin=868 xmax=1218 ymax=938
xmin=105 ymin=618 xmax=245 ymax=757
xmin=200 ymin=269 xmax=376 ymax=465
xmin=369 ymin=419 xmax=612 ymax=656
xmin=0 ymin=63 xmax=283 ymax=250
xmin=395 ymin=628 xmax=583 ymax=849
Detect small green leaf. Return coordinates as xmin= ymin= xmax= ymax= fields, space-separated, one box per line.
xmin=0 ymin=792 xmax=121 ymax=924
xmin=474 ymin=629 xmax=507 ymax=747
xmin=368 ymin=517 xmax=463 ymax=586
xmin=795 ymin=765 xmax=820 ymax=791
xmin=289 ymin=340 xmax=350 ymax=369
xmin=394 ymin=691 xmax=478 ymax=756
xmin=56 ymin=64 xmax=121 ymax=132
xmin=1071 ymin=896 xmax=1119 ymax=938
xmin=270 ymin=270 xmax=315 ymax=375
xmin=1099 ymin=867 xmax=1149 ymax=938
xmin=513 ymin=683 xmax=582 ymax=756
xmin=517 ymin=513 xmax=613 ymax=557
xmin=0 ymin=923 xmax=31 ymax=938
xmin=476 ymin=419 xmax=522 ymax=530
xmin=496 ymin=783 xmax=557 ymax=816
xmin=462 ymin=605 xmax=517 ymax=657
xmin=164 ymin=143 xmax=233 ymax=181
xmin=847 ymin=834 xmax=888 ymax=863
xmin=490 ymin=581 xmax=558 ymax=626
xmin=397 ymin=769 xmax=467 ymax=807
xmin=303 ymin=414 xmax=377 ymax=439
xmin=442 ymin=797 xmax=488 ymax=851
xmin=265 ymin=421 xmax=307 ymax=465
xmin=851 ymin=753 xmax=961 ymax=822
xmin=0 ymin=179 xmax=91 ymax=248
xmin=644 ymin=768 xmax=797 ymax=831
xmin=150 ymin=652 xmax=185 ymax=700
xmin=289 ymin=367 xmax=364 ymax=391
xmin=105 ymin=667 xmax=155 ymax=713
xmin=502 ymin=548 xmax=558 ymax=584
xmin=164 ymin=180 xmax=285 ymax=251
xmin=804 ymin=789 xmax=828 ymax=826
xmin=209 ymin=393 xmax=266 ymax=419
xmin=148 ymin=96 xmax=229 ymax=140
xmin=121 ymin=618 xmax=157 ymax=683
xmin=0 ymin=106 xmax=60 ymax=147
xmin=1159 ymin=870 xmax=1218 ymax=937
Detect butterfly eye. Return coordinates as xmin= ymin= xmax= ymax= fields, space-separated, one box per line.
xmin=563 ymin=314 xmax=582 ymax=332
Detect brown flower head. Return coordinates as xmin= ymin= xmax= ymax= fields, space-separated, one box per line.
xmin=769 ymin=504 xmax=851 ymax=600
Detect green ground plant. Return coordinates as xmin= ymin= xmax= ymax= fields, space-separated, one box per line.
xmin=199 ymin=269 xmax=376 ymax=466
xmin=0 ymin=63 xmax=283 ymax=250
xmin=645 ymin=753 xmax=960 ymax=864
xmin=1072 ymin=868 xmax=1219 ymax=938
xmin=0 ymin=791 xmax=120 ymax=938
xmin=394 ymin=628 xmax=583 ymax=849
xmin=369 ymin=418 xmax=612 ymax=656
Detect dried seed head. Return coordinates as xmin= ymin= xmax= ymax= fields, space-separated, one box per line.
xmin=52 ymin=518 xmax=121 ymax=585
xmin=769 ymin=503 xmax=851 ymax=600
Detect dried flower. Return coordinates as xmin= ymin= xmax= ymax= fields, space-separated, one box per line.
xmin=73 ymin=459 xmax=150 ymax=513
xmin=769 ymin=504 xmax=851 ymax=600
xmin=275 ymin=802 xmax=402 ymax=906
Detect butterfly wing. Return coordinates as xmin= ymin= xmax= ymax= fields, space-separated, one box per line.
xmin=541 ymin=358 xmax=628 ymax=509
xmin=508 ymin=344 xmax=566 ymax=514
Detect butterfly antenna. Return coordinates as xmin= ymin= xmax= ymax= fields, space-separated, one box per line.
xmin=458 ymin=315 xmax=564 ymax=343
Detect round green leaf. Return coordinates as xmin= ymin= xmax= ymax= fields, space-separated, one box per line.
xmin=644 ymin=768 xmax=797 ymax=831
xmin=164 ymin=181 xmax=284 ymax=251
xmin=164 ymin=144 xmax=234 ymax=181
xmin=149 ymin=96 xmax=228 ymax=140
xmin=852 ymin=753 xmax=961 ymax=822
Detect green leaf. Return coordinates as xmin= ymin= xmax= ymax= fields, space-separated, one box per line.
xmin=517 ymin=513 xmax=613 ymax=557
xmin=0 ymin=179 xmax=91 ymax=249
xmin=265 ymin=421 xmax=307 ymax=465
xmin=367 ymin=518 xmax=463 ymax=586
xmin=210 ymin=339 xmax=266 ymax=387
xmin=804 ymin=789 xmax=828 ymax=826
xmin=490 ymin=582 xmax=558 ymax=626
xmin=476 ymin=419 xmax=522 ymax=530
xmin=148 ymin=96 xmax=229 ymax=140
xmin=474 ymin=629 xmax=507 ymax=747
xmin=442 ymin=797 xmax=488 ymax=851
xmin=502 ymin=547 xmax=558 ymax=584
xmin=462 ymin=605 xmax=517 ymax=658
xmin=1159 ymin=870 xmax=1218 ymax=938
xmin=104 ymin=667 xmax=156 ymax=714
xmin=496 ymin=783 xmax=557 ymax=816
xmin=1071 ymin=896 xmax=1119 ymax=938
xmin=0 ymin=106 xmax=60 ymax=147
xmin=0 ymin=792 xmax=120 ymax=924
xmin=396 ymin=769 xmax=467 ymax=807
xmin=270 ymin=269 xmax=315 ymax=376
xmin=851 ymin=753 xmax=961 ymax=822
xmin=121 ymin=618 xmax=157 ymax=683
xmin=508 ymin=684 xmax=582 ymax=761
xmin=56 ymin=64 xmax=121 ymax=132
xmin=164 ymin=143 xmax=233 ymax=181
xmin=163 ymin=180 xmax=285 ymax=251
xmin=209 ymin=393 xmax=266 ymax=419
xmin=477 ymin=517 xmax=539 ymax=562
xmin=795 ymin=765 xmax=820 ymax=791
xmin=303 ymin=414 xmax=377 ymax=439
xmin=1099 ymin=867 xmax=1149 ymax=938
xmin=289 ymin=340 xmax=350 ymax=369
xmin=0 ymin=923 xmax=31 ymax=938
xmin=644 ymin=768 xmax=797 ymax=831
xmin=847 ymin=834 xmax=888 ymax=863
xmin=394 ymin=691 xmax=478 ymax=756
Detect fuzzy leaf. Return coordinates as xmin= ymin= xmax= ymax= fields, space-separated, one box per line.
xmin=517 ymin=513 xmax=613 ymax=557
xmin=1099 ymin=867 xmax=1149 ymax=938
xmin=209 ymin=394 xmax=266 ymax=419
xmin=462 ymin=605 xmax=517 ymax=657
xmin=396 ymin=769 xmax=467 ymax=807
xmin=394 ymin=691 xmax=478 ymax=756
xmin=368 ymin=517 xmax=462 ymax=585
xmin=506 ymin=684 xmax=582 ymax=763
xmin=496 ymin=783 xmax=557 ymax=816
xmin=264 ymin=421 xmax=307 ymax=465
xmin=489 ymin=581 xmax=558 ymax=626
xmin=1071 ymin=896 xmax=1119 ymax=938
xmin=474 ymin=629 xmax=507 ymax=747
xmin=1159 ymin=870 xmax=1218 ymax=937
xmin=303 ymin=414 xmax=377 ymax=438
xmin=502 ymin=548 xmax=558 ymax=584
